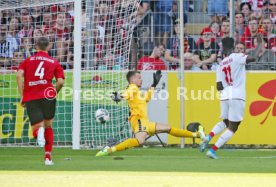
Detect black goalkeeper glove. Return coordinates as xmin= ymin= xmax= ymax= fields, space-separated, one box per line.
xmin=111 ymin=92 xmax=122 ymax=103
xmin=151 ymin=70 xmax=162 ymax=88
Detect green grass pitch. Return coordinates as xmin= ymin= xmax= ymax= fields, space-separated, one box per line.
xmin=1 ymin=147 xmax=276 ymax=186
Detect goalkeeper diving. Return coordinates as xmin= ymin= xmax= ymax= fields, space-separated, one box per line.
xmin=96 ymin=70 xmax=205 ymax=156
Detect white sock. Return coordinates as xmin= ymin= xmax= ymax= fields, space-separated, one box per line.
xmin=211 ymin=121 xmax=227 ymax=136
xmin=214 ymin=129 xmax=234 ymax=149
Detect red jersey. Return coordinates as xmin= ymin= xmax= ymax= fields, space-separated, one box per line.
xmin=137 ymin=57 xmax=167 ymax=70
xmin=240 ymin=26 xmax=266 ymax=49
xmin=268 ymin=37 xmax=276 ymax=51
xmin=18 ymin=51 xmax=65 ymax=102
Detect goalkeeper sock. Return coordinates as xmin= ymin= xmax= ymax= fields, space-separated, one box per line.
xmin=213 ymin=129 xmax=234 ymax=151
xmin=44 ymin=127 xmax=54 ymax=159
xmin=169 ymin=127 xmax=197 ymax=138
xmin=110 ymin=138 xmax=139 ymax=153
xmin=32 ymin=128 xmax=38 ymax=139
xmin=210 ymin=121 xmax=227 ymax=138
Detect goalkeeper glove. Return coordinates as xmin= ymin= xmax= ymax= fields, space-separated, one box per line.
xmin=111 ymin=92 xmax=122 ymax=103
xmin=151 ymin=70 xmax=162 ymax=88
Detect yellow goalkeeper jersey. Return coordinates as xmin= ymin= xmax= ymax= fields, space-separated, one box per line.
xmin=123 ymin=84 xmax=154 ymax=122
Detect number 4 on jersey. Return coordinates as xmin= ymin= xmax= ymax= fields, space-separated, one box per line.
xmin=35 ymin=61 xmax=45 ymax=79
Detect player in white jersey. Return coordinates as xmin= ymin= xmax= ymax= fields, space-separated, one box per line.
xmin=200 ymin=36 xmax=262 ymax=159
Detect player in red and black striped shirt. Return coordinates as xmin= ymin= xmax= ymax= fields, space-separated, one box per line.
xmin=16 ymin=37 xmax=65 ymax=165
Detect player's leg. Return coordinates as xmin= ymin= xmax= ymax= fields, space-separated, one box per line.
xmin=200 ymin=100 xmax=229 ymax=152
xmin=200 ymin=119 xmax=228 ymax=152
xmin=42 ymin=99 xmax=56 ymax=165
xmin=206 ymin=121 xmax=240 ymax=159
xmin=96 ymin=133 xmax=144 ymax=157
xmin=25 ymin=99 xmax=45 ymax=147
xmin=96 ymin=119 xmax=147 ymax=156
xmin=112 ymin=132 xmax=145 ymax=153
xmin=156 ymin=123 xmax=205 ymax=139
xmin=44 ymin=119 xmax=54 ymax=165
xmin=206 ymin=100 xmax=245 ymax=159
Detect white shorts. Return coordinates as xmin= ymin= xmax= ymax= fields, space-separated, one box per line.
xmin=220 ymin=100 xmax=245 ymax=122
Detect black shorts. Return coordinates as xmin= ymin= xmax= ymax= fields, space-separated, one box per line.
xmin=25 ymin=98 xmax=56 ymax=125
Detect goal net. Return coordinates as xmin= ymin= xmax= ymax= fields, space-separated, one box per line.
xmin=79 ymin=0 xmax=140 ymax=149
xmin=0 ymin=0 xmax=140 ymax=148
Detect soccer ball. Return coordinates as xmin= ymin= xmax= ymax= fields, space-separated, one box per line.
xmin=95 ymin=109 xmax=110 ymax=124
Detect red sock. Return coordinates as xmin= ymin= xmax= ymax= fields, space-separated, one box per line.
xmin=44 ymin=127 xmax=54 ymax=160
xmin=212 ymin=145 xmax=218 ymax=151
xmin=33 ymin=128 xmax=38 ymax=139
xmin=209 ymin=132 xmax=215 ymax=138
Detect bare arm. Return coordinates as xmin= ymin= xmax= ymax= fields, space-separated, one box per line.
xmin=193 ymin=54 xmax=217 ymax=66
xmin=246 ymin=34 xmax=263 ymax=64
xmin=56 ymin=78 xmax=64 ymax=94
xmin=16 ymin=70 xmax=24 ymax=97
xmin=164 ymin=50 xmax=180 ymax=63
xmin=201 ymin=54 xmax=217 ymax=64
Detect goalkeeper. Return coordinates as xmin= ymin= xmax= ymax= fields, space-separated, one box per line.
xmin=96 ymin=70 xmax=205 ymax=156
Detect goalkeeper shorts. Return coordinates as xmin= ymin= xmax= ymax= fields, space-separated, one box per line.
xmin=131 ymin=118 xmax=156 ymax=136
xmin=25 ymin=98 xmax=56 ymax=125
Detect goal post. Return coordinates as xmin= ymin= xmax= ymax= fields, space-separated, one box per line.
xmin=72 ymin=0 xmax=81 ymax=150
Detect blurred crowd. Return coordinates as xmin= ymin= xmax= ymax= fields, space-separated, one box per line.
xmin=135 ymin=0 xmax=276 ymax=71
xmin=0 ymin=2 xmax=77 ymax=70
xmin=0 ymin=0 xmax=275 ymax=71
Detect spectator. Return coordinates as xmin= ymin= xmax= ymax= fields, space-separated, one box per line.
xmin=193 ymin=27 xmax=219 ymax=70
xmin=154 ymin=0 xmax=173 ymax=46
xmin=262 ymin=1 xmax=271 ymax=15
xmin=53 ymin=13 xmax=70 ymax=62
xmin=209 ymin=21 xmax=221 ymax=43
xmin=216 ymin=19 xmax=231 ymax=62
xmin=33 ymin=29 xmax=44 ymax=43
xmin=181 ymin=52 xmax=201 ymax=71
xmin=45 ymin=29 xmax=57 ymax=57
xmin=137 ymin=43 xmax=167 ymax=70
xmin=240 ymin=16 xmax=266 ymax=51
xmin=165 ymin=19 xmax=196 ymax=69
xmin=207 ymin=0 xmax=228 ymax=22
xmin=20 ymin=37 xmax=35 ymax=58
xmin=31 ymin=6 xmax=43 ymax=27
xmin=235 ymin=12 xmax=246 ymax=35
xmin=0 ymin=26 xmax=9 ymax=66
xmin=8 ymin=18 xmax=20 ymax=45
xmin=53 ymin=13 xmax=69 ymax=39
xmin=0 ymin=24 xmax=19 ymax=59
xmin=221 ymin=19 xmax=230 ymax=38
xmin=18 ymin=15 xmax=34 ymax=39
xmin=242 ymin=0 xmax=264 ymax=11
xmin=234 ymin=42 xmax=246 ymax=53
xmin=261 ymin=16 xmax=276 ymax=52
xmin=43 ymin=5 xmax=51 ymax=13
xmin=131 ymin=1 xmax=151 ymax=68
xmin=42 ymin=13 xmax=53 ymax=32
xmin=251 ymin=7 xmax=263 ymax=22
xmin=269 ymin=0 xmax=276 ymax=23
xmin=58 ymin=4 xmax=68 ymax=12
xmin=135 ymin=1 xmax=151 ymax=46
xmin=240 ymin=2 xmax=252 ymax=25
xmin=10 ymin=51 xmax=24 ymax=69
xmin=247 ymin=36 xmax=276 ymax=70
